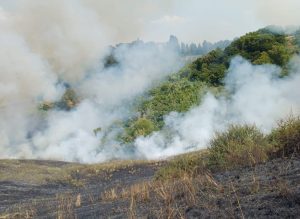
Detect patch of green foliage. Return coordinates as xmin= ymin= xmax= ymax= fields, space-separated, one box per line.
xmin=122 ymin=118 xmax=156 ymax=143
xmin=124 ymin=29 xmax=297 ymax=143
xmin=139 ymin=79 xmax=206 ymax=128
xmin=186 ymin=48 xmax=227 ymax=86
xmin=225 ymin=30 xmax=293 ymax=66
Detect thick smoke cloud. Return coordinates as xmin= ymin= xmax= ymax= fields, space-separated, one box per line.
xmin=14 ymin=0 xmax=110 ymax=82
xmin=0 ymin=28 xmax=61 ymax=158
xmin=135 ymin=56 xmax=300 ymax=159
xmin=2 ymin=0 xmax=300 ymax=43
xmin=0 ymin=0 xmax=183 ymax=162
xmin=29 ymin=44 xmax=182 ymax=163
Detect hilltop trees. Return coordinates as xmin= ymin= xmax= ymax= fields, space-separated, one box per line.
xmin=224 ymin=31 xmax=292 ymax=66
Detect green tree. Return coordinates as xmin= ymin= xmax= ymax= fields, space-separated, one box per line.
xmin=253 ymin=52 xmax=272 ymax=65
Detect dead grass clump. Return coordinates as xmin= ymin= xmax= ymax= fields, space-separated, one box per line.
xmin=208 ymin=124 xmax=270 ymax=170
xmin=152 ymin=173 xmax=222 ymax=218
xmin=116 ymin=172 xmax=222 ymax=218
xmin=155 ymin=150 xmax=208 ymax=180
xmin=122 ymin=182 xmax=151 ymax=202
xmin=268 ymin=116 xmax=300 ymax=158
xmin=0 ymin=208 xmax=36 ymax=219
xmin=101 ymin=188 xmax=118 ymax=202
xmin=56 ymin=193 xmax=77 ymax=219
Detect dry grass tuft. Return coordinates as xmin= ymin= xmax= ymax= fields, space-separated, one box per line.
xmin=268 ymin=116 xmax=300 ymax=158
xmin=56 ymin=193 xmax=77 ymax=219
xmin=208 ymin=124 xmax=270 ymax=170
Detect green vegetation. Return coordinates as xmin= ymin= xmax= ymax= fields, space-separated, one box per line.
xmin=38 ymin=27 xmax=300 ymax=146
xmin=139 ymin=79 xmax=205 ymax=128
xmin=124 ymin=28 xmax=299 ymax=143
xmin=122 ymin=118 xmax=156 ymax=143
xmin=225 ymin=30 xmax=293 ymax=66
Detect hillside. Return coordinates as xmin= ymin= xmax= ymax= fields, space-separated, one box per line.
xmin=39 ymin=27 xmax=300 ymax=153
xmin=121 ymin=28 xmax=300 ymax=143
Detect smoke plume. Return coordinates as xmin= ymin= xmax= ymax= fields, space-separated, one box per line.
xmin=0 ymin=0 xmax=183 ymax=162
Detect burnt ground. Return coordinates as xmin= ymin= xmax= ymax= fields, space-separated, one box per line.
xmin=0 ymin=156 xmax=299 ymax=218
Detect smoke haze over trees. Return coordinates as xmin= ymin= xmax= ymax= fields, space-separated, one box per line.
xmin=0 ymin=0 xmax=299 ymax=163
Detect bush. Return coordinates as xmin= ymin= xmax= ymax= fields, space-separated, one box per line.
xmin=123 ymin=118 xmax=156 ymax=143
xmin=139 ymin=79 xmax=204 ymax=128
xmin=208 ymin=125 xmax=270 ymax=170
xmin=268 ymin=116 xmax=300 ymax=158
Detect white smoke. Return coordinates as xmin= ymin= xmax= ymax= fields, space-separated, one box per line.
xmin=13 ymin=0 xmax=110 ymax=82
xmin=0 ymin=28 xmax=62 ymax=158
xmin=78 ymin=42 xmax=181 ymax=106
xmin=0 ymin=1 xmax=183 ymax=162
xmin=135 ymin=56 xmax=300 ymax=159
xmin=26 ymin=44 xmax=182 ymax=163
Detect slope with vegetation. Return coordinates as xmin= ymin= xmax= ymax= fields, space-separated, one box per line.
xmin=122 ymin=28 xmax=300 ymax=142
xmin=37 ymin=27 xmax=300 ymax=146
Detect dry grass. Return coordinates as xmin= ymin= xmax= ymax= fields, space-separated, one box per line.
xmin=101 ymin=188 xmax=118 ymax=202
xmin=0 ymin=159 xmax=155 ymax=186
xmin=0 ymin=159 xmax=157 ymax=218
xmin=0 ymin=160 xmax=79 ymax=184
xmin=0 ymin=208 xmax=36 ymax=219
xmin=56 ymin=193 xmax=77 ymax=219
xmin=268 ymin=116 xmax=300 ymax=158
xmin=100 ymin=171 xmax=222 ymax=218
xmin=155 ymin=149 xmax=209 ymax=180
xmin=208 ymin=124 xmax=270 ymax=170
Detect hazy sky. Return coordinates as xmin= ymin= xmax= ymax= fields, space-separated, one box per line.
xmin=0 ymin=0 xmax=299 ymax=43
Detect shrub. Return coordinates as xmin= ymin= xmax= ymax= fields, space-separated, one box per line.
xmin=139 ymin=79 xmax=204 ymax=129
xmin=208 ymin=125 xmax=270 ymax=170
xmin=123 ymin=118 xmax=156 ymax=143
xmin=268 ymin=116 xmax=300 ymax=158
